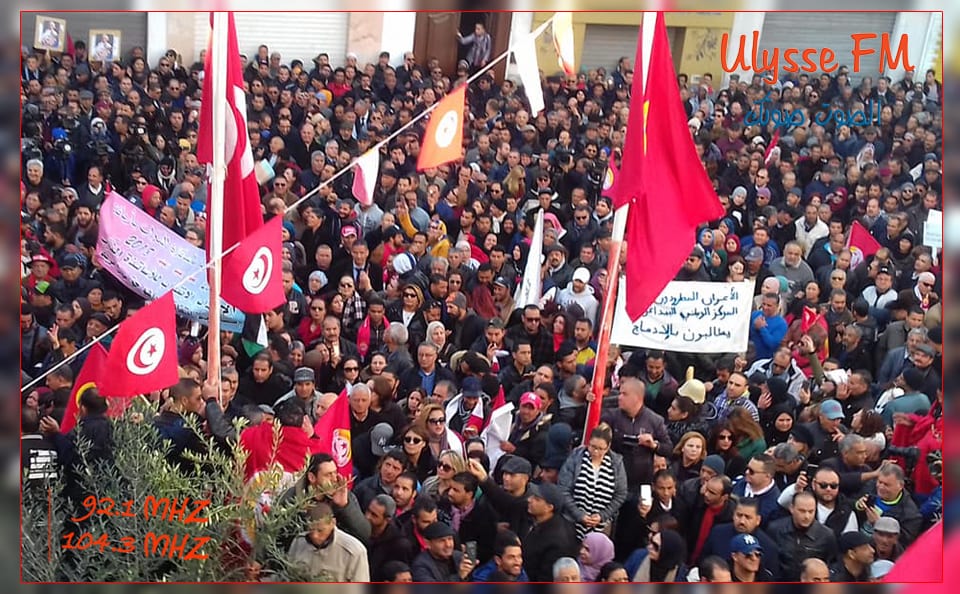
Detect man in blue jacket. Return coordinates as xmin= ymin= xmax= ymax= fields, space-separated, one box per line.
xmin=750 ymin=293 xmax=788 ymax=360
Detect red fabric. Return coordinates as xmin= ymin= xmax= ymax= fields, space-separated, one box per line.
xmin=891 ymin=406 xmax=944 ymax=497
xmin=197 ymin=12 xmax=264 ymax=254
xmin=356 ymin=316 xmax=372 ymax=361
xmin=313 ymin=392 xmax=353 ymax=480
xmin=297 ymin=318 xmax=324 ymax=347
xmin=691 ymin=503 xmax=723 ymax=563
xmin=846 ymin=220 xmax=882 ymax=264
xmin=613 ymin=13 xmax=725 ymax=320
xmin=221 ymin=216 xmax=285 ymax=313
xmin=99 ymin=292 xmax=179 ymax=398
xmin=61 ymin=343 xmax=109 ymax=434
xmin=239 ymin=422 xmax=323 ymax=481
xmin=140 ymin=184 xmax=162 ymax=217
xmin=417 ymin=85 xmax=466 ymax=171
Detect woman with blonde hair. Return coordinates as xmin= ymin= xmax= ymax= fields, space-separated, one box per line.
xmin=503 ymin=165 xmax=526 ymax=199
xmin=421 ymin=448 xmax=467 ymax=501
xmin=416 ymin=402 xmax=463 ymax=459
xmin=558 ymin=422 xmax=628 ymax=540
xmin=669 ymin=431 xmax=707 ymax=483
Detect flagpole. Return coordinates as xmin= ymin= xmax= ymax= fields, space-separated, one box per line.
xmin=583 ymin=12 xmax=657 ymax=445
xmin=207 ymin=11 xmax=228 ymax=402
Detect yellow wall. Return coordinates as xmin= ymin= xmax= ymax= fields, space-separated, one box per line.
xmin=530 ymin=11 xmax=734 ymax=79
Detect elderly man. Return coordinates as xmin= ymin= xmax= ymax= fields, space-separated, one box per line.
xmin=855 ymin=463 xmax=922 ymax=547
xmin=769 ymin=241 xmax=815 ymax=296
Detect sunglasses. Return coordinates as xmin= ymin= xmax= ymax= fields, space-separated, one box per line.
xmin=344 ymin=366 xmax=359 ymax=372
xmin=524 ymin=317 xmax=541 ymax=323
xmin=404 ymin=436 xmax=424 ymax=445
xmin=310 ymin=306 xmax=325 ymax=311
xmin=428 ymin=417 xmax=446 ymax=425
xmin=438 ymin=462 xmax=454 ymax=472
xmin=403 ymin=293 xmax=417 ymax=298
xmin=741 ymin=551 xmax=762 ymax=559
xmin=815 ymin=481 xmax=839 ymax=490
xmin=718 ymin=434 xmax=733 ymax=441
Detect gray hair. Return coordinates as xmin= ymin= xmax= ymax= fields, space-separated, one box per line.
xmin=431 ymin=256 xmax=449 ymax=274
xmin=350 ymin=383 xmax=371 ymax=400
xmin=908 ymin=327 xmax=928 ymax=340
xmin=552 ymin=557 xmax=581 ymax=580
xmin=838 ymin=433 xmax=865 ymax=454
xmin=385 ymin=322 xmax=409 ymax=345
xmin=371 ymin=494 xmax=397 ymax=518
xmin=26 ymin=158 xmax=43 ymax=170
xmin=773 ymin=442 xmax=802 ymax=464
xmin=311 ymin=149 xmax=326 ymax=161
xmin=878 ymin=462 xmax=905 ymax=483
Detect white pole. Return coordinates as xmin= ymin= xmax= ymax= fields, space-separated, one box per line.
xmin=207 ymin=12 xmax=227 ymax=402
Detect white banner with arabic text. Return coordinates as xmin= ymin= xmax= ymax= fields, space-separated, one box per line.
xmin=612 ymin=280 xmax=755 ymax=353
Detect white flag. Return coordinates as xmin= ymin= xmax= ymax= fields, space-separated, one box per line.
xmin=514 ymin=21 xmax=550 ymax=116
xmin=352 ymin=149 xmax=380 ymax=207
xmin=514 ymin=210 xmax=544 ymax=308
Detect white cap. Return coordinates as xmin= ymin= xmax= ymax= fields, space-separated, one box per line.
xmin=687 ymin=117 xmax=702 ymax=130
xmin=572 ymin=267 xmax=590 ymax=284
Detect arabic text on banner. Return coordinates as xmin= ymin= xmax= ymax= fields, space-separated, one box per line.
xmin=923 ymin=209 xmax=942 ymax=249
xmin=611 ymin=280 xmax=755 ymax=353
xmin=96 ymin=193 xmax=245 ymax=331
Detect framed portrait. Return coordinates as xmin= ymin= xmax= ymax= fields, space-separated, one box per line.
xmin=34 ymin=16 xmax=67 ymax=52
xmin=89 ymin=29 xmax=121 ymax=63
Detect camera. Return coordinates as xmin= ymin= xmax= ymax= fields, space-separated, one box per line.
xmin=886 ymin=445 xmax=920 ymax=469
xmin=133 ymin=124 xmax=147 ymax=136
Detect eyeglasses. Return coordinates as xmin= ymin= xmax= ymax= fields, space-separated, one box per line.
xmin=344 ymin=366 xmax=359 ymax=372
xmin=310 ymin=306 xmax=325 ymax=311
xmin=718 ymin=434 xmax=733 ymax=441
xmin=438 ymin=462 xmax=454 ymax=472
xmin=815 ymin=481 xmax=839 ymax=490
xmin=831 ymin=276 xmax=844 ymax=281
xmin=490 ymin=189 xmax=502 ymax=194
xmin=741 ymin=551 xmax=762 ymax=559
xmin=404 ymin=436 xmax=423 ymax=445
xmin=745 ymin=467 xmax=765 ymax=475
xmin=428 ymin=417 xmax=446 ymax=425
xmin=524 ymin=316 xmax=541 ymax=323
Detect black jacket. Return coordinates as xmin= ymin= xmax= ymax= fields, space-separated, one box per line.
xmin=508 ymin=413 xmax=553 ymax=468
xmin=767 ymin=517 xmax=838 ymax=581
xmin=522 ymin=513 xmax=579 ymax=582
xmin=368 ymin=522 xmax=416 ymax=580
xmin=477 ymin=477 xmax=535 ymax=537
xmin=411 ymin=549 xmax=466 ymax=582
xmin=451 ymin=498 xmax=499 ymax=565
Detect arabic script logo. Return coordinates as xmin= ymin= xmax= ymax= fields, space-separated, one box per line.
xmin=744 ymin=91 xmax=881 ymax=131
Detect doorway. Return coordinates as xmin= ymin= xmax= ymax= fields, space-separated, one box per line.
xmin=413 ymin=11 xmax=512 ymax=81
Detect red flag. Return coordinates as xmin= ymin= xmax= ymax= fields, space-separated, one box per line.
xmin=884 ymin=522 xmax=945 ymax=583
xmin=846 ymin=220 xmax=881 ymax=268
xmin=99 ymin=292 xmax=179 ymax=398
xmin=221 ymin=216 xmax=285 ymax=313
xmin=313 ymin=393 xmax=353 ymax=480
xmin=417 ymin=86 xmax=466 ymax=171
xmin=197 ymin=12 xmax=263 ymax=252
xmin=600 ymin=157 xmax=621 ymax=201
xmin=615 ymin=13 xmax=724 ymax=320
xmin=61 ymin=344 xmax=109 ymax=434
xmin=763 ymin=130 xmax=781 ymax=165
xmin=352 ymin=149 xmax=380 ymax=207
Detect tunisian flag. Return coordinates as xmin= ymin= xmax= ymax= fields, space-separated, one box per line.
xmin=313 ymin=392 xmax=353 ymax=480
xmin=61 ymin=343 xmax=109 ymax=434
xmin=846 ymin=220 xmax=882 ymax=268
xmin=221 ymin=216 xmax=285 ymax=313
xmin=197 ymin=12 xmax=263 ymax=252
xmin=613 ymin=13 xmax=724 ymax=320
xmin=417 ymin=85 xmax=466 ymax=171
xmin=98 ymin=292 xmax=179 ymax=398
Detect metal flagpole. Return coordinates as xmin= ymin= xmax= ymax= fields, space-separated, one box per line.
xmin=583 ymin=12 xmax=657 ymax=445
xmin=207 ymin=12 xmax=228 ymax=403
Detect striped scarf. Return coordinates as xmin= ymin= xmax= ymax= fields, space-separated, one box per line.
xmin=571 ymin=449 xmax=618 ymax=540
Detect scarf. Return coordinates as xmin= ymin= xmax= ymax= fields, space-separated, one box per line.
xmin=579 ymin=532 xmax=615 ymax=581
xmin=450 ymin=501 xmax=475 ymax=532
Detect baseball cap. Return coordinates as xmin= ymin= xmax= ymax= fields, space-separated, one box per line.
xmin=461 ymin=376 xmax=482 ymax=398
xmin=819 ymin=399 xmax=844 ymax=420
xmin=370 ymin=422 xmax=394 ymax=457
xmin=519 ymin=392 xmax=542 ymax=409
xmin=744 ymin=247 xmax=765 ymax=262
xmin=730 ymin=533 xmax=763 ymax=555
xmin=492 ymin=276 xmax=510 ymax=289
xmin=572 ymin=267 xmax=590 ymax=284
xmin=876 ymin=266 xmax=893 ymax=277
xmin=340 ymin=225 xmax=357 ymax=238
xmin=874 ymin=517 xmax=901 ymax=534
xmin=870 ymin=560 xmax=895 ymax=580
xmin=30 ymin=253 xmax=53 ymax=266
xmin=901 ymin=367 xmax=925 ymax=391
xmin=294 ymin=367 xmax=315 ymax=383
xmin=501 ymin=455 xmax=532 ymax=476
xmin=838 ymin=530 xmax=873 ymax=553
xmin=486 ymin=317 xmax=505 ymax=330
xmin=258 ymin=404 xmax=276 ymax=416
xmin=60 ymin=253 xmax=83 ymax=269
xmin=677 ymin=379 xmax=706 ymax=404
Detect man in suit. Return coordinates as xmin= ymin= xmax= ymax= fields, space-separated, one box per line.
xmin=332 ymin=241 xmax=383 ymax=294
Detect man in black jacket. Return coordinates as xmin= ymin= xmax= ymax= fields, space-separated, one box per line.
xmin=467 ymin=456 xmax=535 ymax=538
xmin=521 ymin=482 xmax=578 ymax=582
xmin=767 ymin=490 xmax=839 ymax=581
xmin=365 ymin=494 xmax=416 ymax=580
xmin=445 ymin=471 xmax=499 ymax=565
xmin=411 ymin=521 xmax=474 ymax=582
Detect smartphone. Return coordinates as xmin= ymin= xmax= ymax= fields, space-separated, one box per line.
xmin=865 ymin=494 xmax=876 ymax=507
xmin=806 ymin=464 xmax=818 ymax=478
xmin=640 ymin=485 xmax=653 ymax=507
xmin=465 ymin=540 xmax=478 ymax=563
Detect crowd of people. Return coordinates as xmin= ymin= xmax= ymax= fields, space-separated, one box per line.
xmin=20 ymin=19 xmax=943 ymax=583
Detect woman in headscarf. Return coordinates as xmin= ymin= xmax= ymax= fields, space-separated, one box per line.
xmin=724 ymin=233 xmax=741 ymax=258
xmin=425 ymin=320 xmax=454 ymax=365
xmin=706 ymin=248 xmax=728 ymax=281
xmin=626 ymin=529 xmax=688 ymax=582
xmin=765 ymin=403 xmax=796 ymax=446
xmin=578 ymin=532 xmax=616 ymax=582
